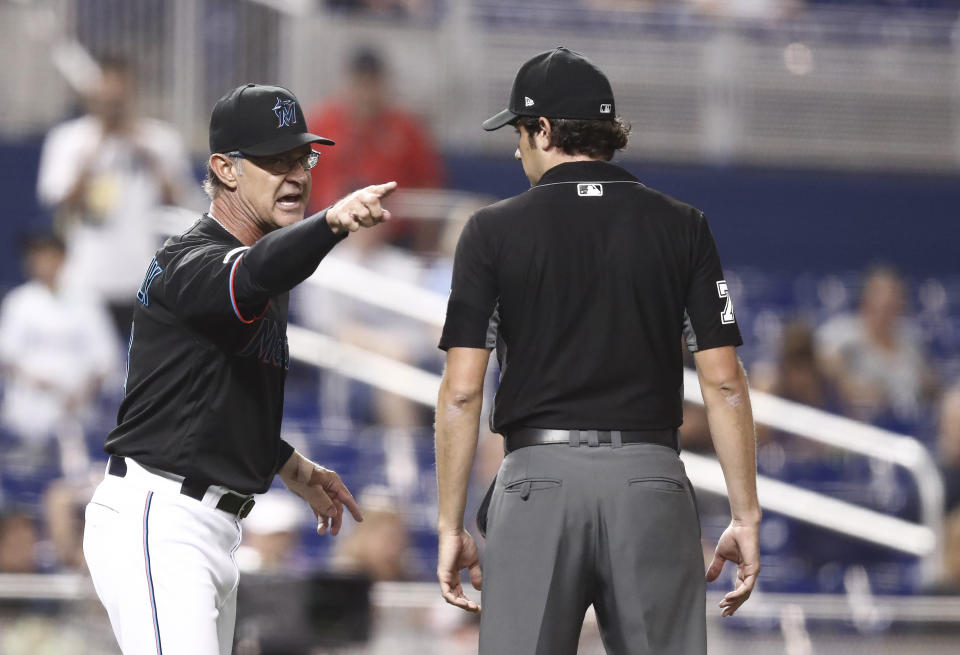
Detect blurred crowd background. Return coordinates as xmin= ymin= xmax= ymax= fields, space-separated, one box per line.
xmin=1 ymin=0 xmax=960 ymax=653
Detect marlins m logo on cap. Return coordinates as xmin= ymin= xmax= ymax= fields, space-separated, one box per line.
xmin=273 ymin=97 xmax=297 ymax=128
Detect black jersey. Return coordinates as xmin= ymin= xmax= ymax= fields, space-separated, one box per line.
xmin=439 ymin=161 xmax=742 ymax=434
xmin=107 ymin=213 xmax=342 ymax=494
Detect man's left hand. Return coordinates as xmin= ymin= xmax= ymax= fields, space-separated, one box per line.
xmin=705 ymin=520 xmax=760 ymax=617
xmin=280 ymin=452 xmax=363 ymax=535
xmin=437 ymin=529 xmax=483 ymax=613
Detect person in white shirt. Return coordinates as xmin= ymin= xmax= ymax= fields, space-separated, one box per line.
xmin=36 ymin=55 xmax=195 ymax=334
xmin=0 ymin=234 xmax=118 ymax=484
xmin=816 ymin=266 xmax=938 ymax=427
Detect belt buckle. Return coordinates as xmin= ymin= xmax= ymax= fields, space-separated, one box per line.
xmin=237 ymin=496 xmax=255 ymax=520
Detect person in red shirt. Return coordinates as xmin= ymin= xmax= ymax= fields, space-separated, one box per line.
xmin=306 ymin=47 xmax=445 ymax=218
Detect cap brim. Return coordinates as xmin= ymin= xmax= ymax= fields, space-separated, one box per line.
xmin=482 ymin=108 xmax=519 ymax=131
xmin=239 ymin=131 xmax=335 ymax=156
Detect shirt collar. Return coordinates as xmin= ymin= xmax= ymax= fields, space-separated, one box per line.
xmin=535 ymin=160 xmax=639 ymax=186
xmin=199 ymin=213 xmax=243 ymax=245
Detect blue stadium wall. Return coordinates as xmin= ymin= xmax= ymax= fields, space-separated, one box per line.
xmin=1 ymin=138 xmax=958 ymax=294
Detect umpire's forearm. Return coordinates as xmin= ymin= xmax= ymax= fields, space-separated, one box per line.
xmin=698 ymin=361 xmax=761 ymax=525
xmin=435 ymin=376 xmax=483 ymax=534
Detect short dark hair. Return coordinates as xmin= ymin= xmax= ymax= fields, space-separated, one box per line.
xmin=515 ymin=116 xmax=631 ymax=161
xmin=20 ymin=232 xmax=65 ymax=256
xmin=96 ymin=54 xmax=133 ymax=77
xmin=349 ymin=46 xmax=384 ymax=76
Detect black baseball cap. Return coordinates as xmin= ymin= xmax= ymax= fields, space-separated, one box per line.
xmin=209 ymin=83 xmax=334 ymax=155
xmin=482 ymin=47 xmax=616 ymax=131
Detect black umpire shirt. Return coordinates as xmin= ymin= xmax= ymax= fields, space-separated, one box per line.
xmin=439 ymin=160 xmax=743 ymax=434
xmin=106 ymin=213 xmax=344 ymax=494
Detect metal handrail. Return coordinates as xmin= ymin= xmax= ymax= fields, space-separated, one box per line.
xmin=299 ymin=257 xmax=945 ymax=580
xmin=287 ymin=324 xmax=936 ymax=560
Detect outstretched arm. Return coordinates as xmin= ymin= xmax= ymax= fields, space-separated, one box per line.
xmin=435 ymin=346 xmax=491 ymax=612
xmin=234 ymin=181 xmax=398 ymax=305
xmin=694 ymin=345 xmax=761 ymax=617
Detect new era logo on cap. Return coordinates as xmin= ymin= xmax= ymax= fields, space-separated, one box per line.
xmin=600 ymin=104 xmax=612 ymax=114
xmin=524 ymin=96 xmax=535 ymax=107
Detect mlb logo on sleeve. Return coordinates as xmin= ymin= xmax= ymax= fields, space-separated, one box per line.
xmin=577 ymin=183 xmax=603 ymax=197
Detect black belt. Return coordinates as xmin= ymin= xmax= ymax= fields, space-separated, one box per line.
xmin=108 ymin=455 xmax=256 ymax=519
xmin=504 ymin=427 xmax=678 ymax=454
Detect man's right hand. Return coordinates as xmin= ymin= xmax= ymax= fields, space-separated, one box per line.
xmin=326 ymin=181 xmax=397 ymax=234
xmin=437 ymin=529 xmax=483 ymax=613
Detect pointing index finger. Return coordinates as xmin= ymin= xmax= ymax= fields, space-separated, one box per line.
xmin=336 ymin=483 xmax=364 ymax=523
xmin=367 ymin=181 xmax=398 ymax=198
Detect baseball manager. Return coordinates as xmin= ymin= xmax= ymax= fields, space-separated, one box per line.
xmin=83 ymin=83 xmax=394 ymax=654
xmin=435 ymin=47 xmax=761 ymax=654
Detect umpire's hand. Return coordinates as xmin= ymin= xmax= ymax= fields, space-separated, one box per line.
xmin=705 ymin=520 xmax=761 ymax=617
xmin=279 ymin=451 xmax=363 ymax=536
xmin=437 ymin=529 xmax=483 ymax=613
xmin=325 ymin=181 xmax=397 ymax=234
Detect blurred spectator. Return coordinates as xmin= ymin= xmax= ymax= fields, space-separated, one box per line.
xmin=236 ymin=490 xmax=312 ymax=573
xmin=41 ymin=477 xmax=91 ymax=571
xmin=36 ymin=55 xmax=195 ymax=335
xmin=296 ymin=222 xmax=436 ymax=430
xmin=325 ymin=0 xmax=437 ymax=18
xmin=581 ymin=0 xmax=664 ymax=10
xmin=754 ymin=320 xmax=842 ymax=411
xmin=0 ymin=511 xmax=38 ymax=573
xmin=937 ymin=383 xmax=960 ymax=513
xmin=942 ymin=505 xmax=960 ymax=593
xmin=691 ymin=0 xmax=803 ymax=21
xmin=750 ymin=320 xmax=843 ymax=462
xmin=332 ymin=489 xmax=412 ymax=581
xmin=306 ymin=46 xmax=446 ymax=246
xmin=815 ymin=266 xmax=938 ymax=430
xmin=0 ymin=234 xmax=118 ymax=508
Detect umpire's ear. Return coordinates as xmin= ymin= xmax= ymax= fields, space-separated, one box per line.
xmin=535 ymin=117 xmax=553 ymax=151
xmin=209 ymin=153 xmax=240 ymax=190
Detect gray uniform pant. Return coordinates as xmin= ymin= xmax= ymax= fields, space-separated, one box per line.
xmin=478 ymin=442 xmax=706 ymax=655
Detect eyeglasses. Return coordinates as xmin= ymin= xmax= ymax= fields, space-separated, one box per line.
xmin=227 ymin=150 xmax=320 ymax=174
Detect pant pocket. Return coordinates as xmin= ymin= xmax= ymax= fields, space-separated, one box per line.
xmin=84 ymin=500 xmax=119 ymax=531
xmin=503 ymin=478 xmax=561 ymax=501
xmin=627 ymin=476 xmax=686 ymax=493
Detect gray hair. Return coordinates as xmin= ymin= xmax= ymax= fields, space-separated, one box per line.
xmin=202 ymin=155 xmax=243 ymax=200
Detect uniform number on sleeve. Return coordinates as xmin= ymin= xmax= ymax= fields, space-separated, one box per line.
xmin=716 ymin=280 xmax=736 ymax=325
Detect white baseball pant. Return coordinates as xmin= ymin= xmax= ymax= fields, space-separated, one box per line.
xmin=83 ymin=458 xmax=243 ymax=655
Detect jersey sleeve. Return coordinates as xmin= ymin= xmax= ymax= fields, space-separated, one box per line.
xmin=682 ymin=211 xmax=743 ymax=353
xmin=439 ymin=214 xmax=499 ymax=351
xmin=147 ymin=212 xmax=347 ymax=328
xmin=274 ymin=438 xmax=295 ymax=475
xmin=232 ymin=209 xmax=345 ymax=306
xmin=145 ymin=243 xmax=268 ymax=328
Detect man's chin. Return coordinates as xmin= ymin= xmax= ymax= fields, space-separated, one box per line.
xmin=272 ymin=207 xmax=306 ymax=227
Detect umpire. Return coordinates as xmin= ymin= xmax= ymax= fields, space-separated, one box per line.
xmin=435 ymin=48 xmax=761 ymax=654
xmin=83 ymin=83 xmax=394 ymax=654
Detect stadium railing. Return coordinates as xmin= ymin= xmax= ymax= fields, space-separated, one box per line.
xmin=290 ymin=253 xmax=946 ymax=584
